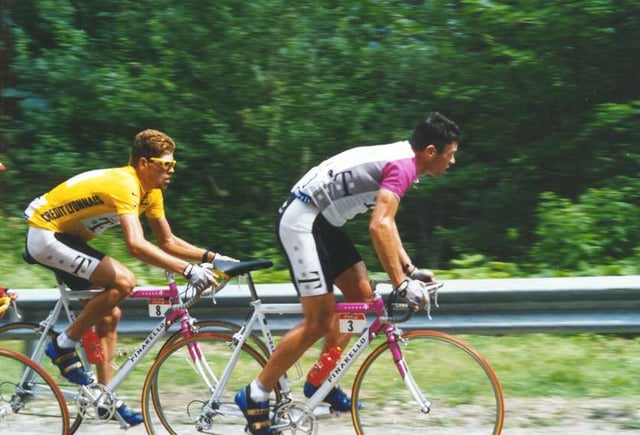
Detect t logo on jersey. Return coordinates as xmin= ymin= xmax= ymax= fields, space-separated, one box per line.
xmin=72 ymin=255 xmax=93 ymax=276
xmin=332 ymin=170 xmax=355 ymax=196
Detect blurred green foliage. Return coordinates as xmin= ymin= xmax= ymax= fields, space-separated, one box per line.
xmin=1 ymin=0 xmax=639 ymax=278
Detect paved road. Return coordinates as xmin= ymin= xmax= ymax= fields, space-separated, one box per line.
xmin=64 ymin=420 xmax=636 ymax=434
xmin=20 ymin=421 xmax=639 ymax=435
xmin=24 ymin=414 xmax=639 ymax=435
xmin=19 ymin=397 xmax=640 ymax=434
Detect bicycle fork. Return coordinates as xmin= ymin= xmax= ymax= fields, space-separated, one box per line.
xmin=182 ymin=340 xmax=221 ymax=432
xmin=190 ymin=331 xmax=249 ymax=431
xmin=387 ymin=330 xmax=432 ymax=414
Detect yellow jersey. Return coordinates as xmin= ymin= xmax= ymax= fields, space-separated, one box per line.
xmin=24 ymin=166 xmax=165 ymax=241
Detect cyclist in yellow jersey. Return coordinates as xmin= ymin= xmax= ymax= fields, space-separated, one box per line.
xmin=25 ymin=165 xmax=165 ymax=240
xmin=23 ymin=129 xmax=228 ymax=425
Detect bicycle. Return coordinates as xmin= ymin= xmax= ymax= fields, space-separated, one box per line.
xmin=0 ymin=255 xmax=273 ymax=433
xmin=141 ymin=262 xmax=505 ymax=435
xmin=0 ymin=290 xmax=71 ymax=435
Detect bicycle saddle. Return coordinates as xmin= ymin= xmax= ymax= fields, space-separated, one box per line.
xmin=212 ymin=259 xmax=273 ymax=278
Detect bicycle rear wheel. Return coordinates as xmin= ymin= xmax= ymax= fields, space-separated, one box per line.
xmin=142 ymin=331 xmax=279 ymax=434
xmin=351 ymin=330 xmax=504 ymax=435
xmin=0 ymin=347 xmax=71 ymax=435
xmin=0 ymin=322 xmax=84 ymax=433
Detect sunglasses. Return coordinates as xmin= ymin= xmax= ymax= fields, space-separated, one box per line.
xmin=149 ymin=157 xmax=177 ymax=171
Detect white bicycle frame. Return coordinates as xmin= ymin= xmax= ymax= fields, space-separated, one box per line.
xmin=200 ymin=290 xmax=432 ymax=429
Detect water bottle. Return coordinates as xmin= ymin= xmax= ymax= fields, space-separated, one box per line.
xmin=81 ymin=327 xmax=105 ymax=364
xmin=306 ymin=346 xmax=341 ymax=387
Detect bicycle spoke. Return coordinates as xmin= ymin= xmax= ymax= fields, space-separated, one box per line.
xmin=0 ymin=348 xmax=71 ymax=435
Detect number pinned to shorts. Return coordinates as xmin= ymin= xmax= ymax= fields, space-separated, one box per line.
xmin=148 ymin=297 xmax=170 ymax=317
xmin=338 ymin=312 xmax=366 ymax=333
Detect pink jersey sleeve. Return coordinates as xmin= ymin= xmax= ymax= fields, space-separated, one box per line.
xmin=380 ymin=157 xmax=418 ymax=199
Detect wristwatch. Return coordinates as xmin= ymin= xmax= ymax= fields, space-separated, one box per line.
xmin=403 ymin=262 xmax=416 ymax=275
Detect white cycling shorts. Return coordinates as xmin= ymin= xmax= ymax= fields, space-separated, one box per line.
xmin=25 ymin=226 xmax=103 ymax=281
xmin=276 ymin=196 xmax=361 ymax=297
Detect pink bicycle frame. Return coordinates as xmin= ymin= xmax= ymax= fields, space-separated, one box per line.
xmin=104 ymin=273 xmax=199 ymax=391
xmin=334 ymin=296 xmax=408 ymax=375
xmin=128 ymin=276 xmax=194 ymax=335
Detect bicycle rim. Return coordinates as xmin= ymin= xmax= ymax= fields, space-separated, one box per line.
xmin=0 ymin=348 xmax=71 ymax=435
xmin=351 ymin=330 xmax=504 ymax=435
xmin=0 ymin=322 xmax=57 ymax=354
xmin=0 ymin=322 xmax=84 ymax=433
xmin=142 ymin=332 xmax=278 ymax=434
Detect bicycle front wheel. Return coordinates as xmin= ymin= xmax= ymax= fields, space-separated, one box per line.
xmin=351 ymin=330 xmax=504 ymax=435
xmin=0 ymin=347 xmax=71 ymax=435
xmin=142 ymin=332 xmax=279 ymax=435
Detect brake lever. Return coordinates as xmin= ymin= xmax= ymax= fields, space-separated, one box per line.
xmin=423 ymin=281 xmax=444 ymax=320
xmin=8 ymin=290 xmax=22 ymax=320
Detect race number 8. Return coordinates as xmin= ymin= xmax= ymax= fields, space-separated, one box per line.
xmin=148 ymin=298 xmax=170 ymax=317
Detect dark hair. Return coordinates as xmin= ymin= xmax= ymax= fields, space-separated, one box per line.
xmin=409 ymin=112 xmax=460 ymax=152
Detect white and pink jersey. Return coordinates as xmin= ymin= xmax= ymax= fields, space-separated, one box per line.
xmin=292 ymin=141 xmax=418 ymax=226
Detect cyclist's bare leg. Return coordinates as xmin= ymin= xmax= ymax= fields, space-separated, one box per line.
xmin=322 ymin=260 xmax=373 ymax=353
xmin=257 ymin=293 xmax=336 ymax=390
xmin=60 ymin=257 xmax=144 ymax=421
xmin=94 ymin=306 xmax=121 ymax=383
xmin=64 ymin=256 xmax=134 ymax=342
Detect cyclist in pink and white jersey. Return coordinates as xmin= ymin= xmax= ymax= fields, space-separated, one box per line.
xmin=236 ymin=112 xmax=460 ymax=434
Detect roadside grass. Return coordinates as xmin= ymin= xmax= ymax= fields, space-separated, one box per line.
xmin=460 ymin=333 xmax=639 ymax=399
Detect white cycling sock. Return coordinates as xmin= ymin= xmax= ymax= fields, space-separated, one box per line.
xmin=249 ymin=379 xmax=270 ymax=402
xmin=57 ymin=331 xmax=79 ymax=349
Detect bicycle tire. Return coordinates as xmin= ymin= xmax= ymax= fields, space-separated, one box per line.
xmin=161 ymin=319 xmax=270 ymax=358
xmin=351 ymin=330 xmax=505 ymax=435
xmin=142 ymin=331 xmax=280 ymax=435
xmin=0 ymin=347 xmax=71 ymax=435
xmin=0 ymin=322 xmax=85 ymax=433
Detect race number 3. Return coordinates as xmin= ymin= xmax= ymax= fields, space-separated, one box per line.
xmin=148 ymin=298 xmax=170 ymax=317
xmin=338 ymin=312 xmax=366 ymax=333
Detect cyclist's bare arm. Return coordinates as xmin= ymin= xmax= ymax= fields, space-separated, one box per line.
xmin=369 ymin=188 xmax=411 ymax=287
xmin=119 ymin=213 xmax=191 ymax=275
xmin=148 ymin=216 xmax=219 ymax=263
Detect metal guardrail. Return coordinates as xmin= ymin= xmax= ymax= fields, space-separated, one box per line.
xmin=2 ymin=275 xmax=640 ymax=335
